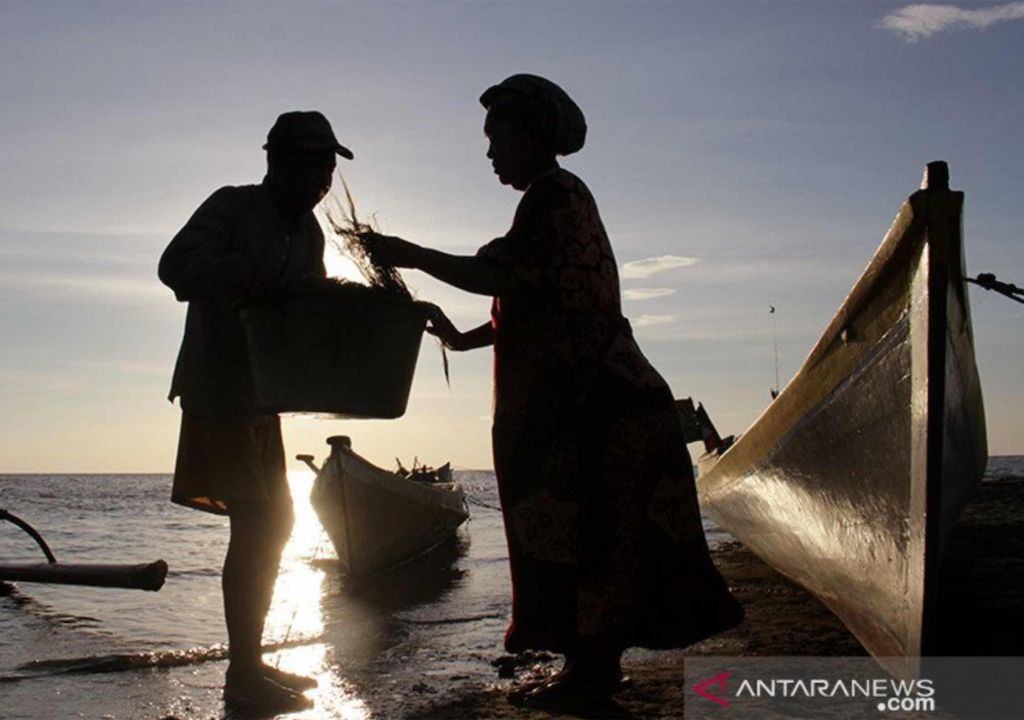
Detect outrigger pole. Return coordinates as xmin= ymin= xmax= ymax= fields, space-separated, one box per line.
xmin=0 ymin=509 xmax=167 ymax=591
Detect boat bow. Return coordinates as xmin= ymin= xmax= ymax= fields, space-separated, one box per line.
xmin=696 ymin=162 xmax=987 ymax=677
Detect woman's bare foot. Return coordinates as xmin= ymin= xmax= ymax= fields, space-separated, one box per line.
xmin=507 ymin=669 xmax=559 ymax=701
xmin=510 ymin=654 xmax=629 ymax=707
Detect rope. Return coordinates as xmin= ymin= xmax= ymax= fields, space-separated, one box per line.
xmin=463 ymin=493 xmax=502 ymax=512
xmin=966 ymin=273 xmax=1024 ymax=306
xmin=272 ymin=531 xmax=330 ymax=671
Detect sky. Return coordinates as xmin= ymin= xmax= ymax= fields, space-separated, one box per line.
xmin=0 ymin=1 xmax=1022 ymax=473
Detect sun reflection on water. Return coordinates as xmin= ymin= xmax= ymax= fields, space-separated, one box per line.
xmin=260 ymin=469 xmax=368 ymax=718
xmin=264 ymin=643 xmax=370 ymax=720
xmin=265 ymin=469 xmax=330 ymax=642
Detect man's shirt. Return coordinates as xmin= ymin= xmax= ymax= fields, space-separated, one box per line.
xmin=159 ymin=179 xmax=326 ymax=420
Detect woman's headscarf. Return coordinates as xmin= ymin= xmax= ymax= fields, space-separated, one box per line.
xmin=479 ymin=74 xmax=587 ymax=156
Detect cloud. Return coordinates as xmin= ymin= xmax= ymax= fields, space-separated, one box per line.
xmin=622 ymin=287 xmax=678 ymax=301
xmin=879 ymin=2 xmax=1024 ymax=41
xmin=631 ymin=314 xmax=678 ymax=327
xmin=0 ymin=271 xmax=168 ymax=303
xmin=73 ymin=360 xmax=169 ymax=377
xmin=620 ymin=255 xmax=699 ymax=279
xmin=0 ymin=369 xmax=80 ymax=395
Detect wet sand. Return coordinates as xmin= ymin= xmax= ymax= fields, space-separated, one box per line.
xmin=406 ymin=542 xmax=864 ymax=720
xmin=411 ymin=478 xmax=1024 ymax=720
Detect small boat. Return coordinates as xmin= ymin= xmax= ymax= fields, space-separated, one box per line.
xmin=1 ymin=509 xmax=167 ymax=591
xmin=695 ymin=162 xmax=987 ymax=678
xmin=302 ymin=436 xmax=469 ymax=578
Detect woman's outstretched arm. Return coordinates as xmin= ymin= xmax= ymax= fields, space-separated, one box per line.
xmin=415 ymin=246 xmax=512 ymax=297
xmin=361 ymin=233 xmax=513 ymax=297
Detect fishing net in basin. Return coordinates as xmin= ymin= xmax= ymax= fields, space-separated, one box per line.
xmin=320 ymin=172 xmax=411 ymax=301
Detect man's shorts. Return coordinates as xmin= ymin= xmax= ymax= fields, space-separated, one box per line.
xmin=171 ymin=413 xmax=290 ymax=515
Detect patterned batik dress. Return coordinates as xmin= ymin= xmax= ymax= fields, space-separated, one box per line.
xmin=477 ymin=167 xmax=743 ymax=655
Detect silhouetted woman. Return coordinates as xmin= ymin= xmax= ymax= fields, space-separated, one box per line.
xmin=364 ymin=74 xmax=742 ymax=705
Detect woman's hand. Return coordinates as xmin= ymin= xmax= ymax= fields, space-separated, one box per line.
xmin=423 ymin=304 xmax=469 ymax=351
xmin=423 ymin=305 xmax=495 ymax=352
xmin=358 ymin=232 xmax=422 ymax=269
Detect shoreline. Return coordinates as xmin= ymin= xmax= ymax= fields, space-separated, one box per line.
xmin=411 ymin=478 xmax=1024 ymax=719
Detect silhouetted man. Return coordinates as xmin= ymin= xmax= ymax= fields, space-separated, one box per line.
xmin=159 ymin=111 xmax=351 ymax=713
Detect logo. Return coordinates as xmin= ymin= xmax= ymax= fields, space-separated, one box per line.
xmin=693 ymin=671 xmax=733 ymax=708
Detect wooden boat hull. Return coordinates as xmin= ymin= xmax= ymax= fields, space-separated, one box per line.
xmin=696 ymin=166 xmax=986 ymax=677
xmin=311 ymin=442 xmax=469 ymax=578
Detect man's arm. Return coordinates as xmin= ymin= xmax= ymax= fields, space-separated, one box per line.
xmin=307 ymin=216 xmax=328 ymax=279
xmin=158 ymin=187 xmax=252 ymax=302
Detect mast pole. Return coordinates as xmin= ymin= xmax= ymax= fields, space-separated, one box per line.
xmin=770 ymin=306 xmax=780 ymax=398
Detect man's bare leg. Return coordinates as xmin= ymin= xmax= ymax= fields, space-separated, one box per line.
xmin=249 ymin=503 xmax=318 ymax=690
xmin=223 ymin=501 xmax=310 ymax=710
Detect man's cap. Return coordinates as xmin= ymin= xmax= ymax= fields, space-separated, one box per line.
xmin=263 ymin=111 xmax=354 ymax=159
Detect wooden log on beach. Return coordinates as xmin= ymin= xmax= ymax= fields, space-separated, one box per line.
xmin=0 ymin=560 xmax=168 ymax=591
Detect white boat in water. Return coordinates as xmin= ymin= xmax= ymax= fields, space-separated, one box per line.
xmin=303 ymin=436 xmax=469 ymax=578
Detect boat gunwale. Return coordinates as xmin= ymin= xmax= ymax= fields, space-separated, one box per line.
xmin=316 ymin=447 xmax=468 ymax=517
xmin=700 ymin=189 xmax=950 ymax=488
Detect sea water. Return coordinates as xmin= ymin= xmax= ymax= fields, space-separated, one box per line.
xmin=1 ymin=461 xmax=1019 ymax=719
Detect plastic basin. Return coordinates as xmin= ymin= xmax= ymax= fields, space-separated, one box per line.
xmin=241 ymin=290 xmax=428 ymax=419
